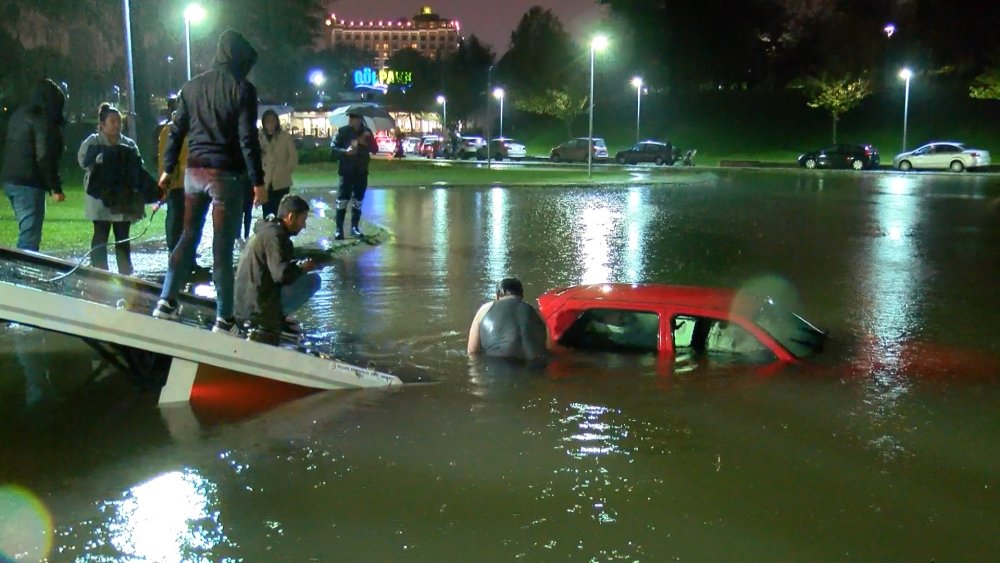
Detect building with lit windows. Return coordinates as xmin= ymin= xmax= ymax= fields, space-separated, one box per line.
xmin=325 ymin=6 xmax=461 ymax=67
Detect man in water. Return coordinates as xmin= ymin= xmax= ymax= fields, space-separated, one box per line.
xmin=467 ymin=278 xmax=548 ymax=362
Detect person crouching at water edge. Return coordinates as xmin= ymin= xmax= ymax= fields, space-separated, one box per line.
xmin=329 ymin=111 xmax=377 ymax=240
xmin=467 ymin=278 xmax=548 ymax=362
xmin=235 ymin=195 xmax=320 ymax=344
xmin=78 ymin=103 xmax=149 ymax=275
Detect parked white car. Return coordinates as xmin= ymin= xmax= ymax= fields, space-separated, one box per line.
xmin=893 ymin=142 xmax=991 ymax=172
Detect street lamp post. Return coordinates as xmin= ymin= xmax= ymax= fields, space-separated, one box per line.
xmin=631 ymin=76 xmax=643 ymax=144
xmin=588 ymin=35 xmax=609 ymax=178
xmin=121 ymin=0 xmax=137 ymax=140
xmin=436 ymin=95 xmax=447 ymax=134
xmin=899 ymin=67 xmax=912 ymax=153
xmin=487 ymin=65 xmax=494 ymax=168
xmin=184 ymin=4 xmax=206 ymax=80
xmin=493 ymin=88 xmax=505 ymax=138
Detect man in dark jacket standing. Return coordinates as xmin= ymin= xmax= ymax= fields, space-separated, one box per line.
xmin=235 ymin=194 xmax=319 ymax=343
xmin=153 ymin=30 xmax=267 ymax=335
xmin=330 ymin=111 xmax=377 ymax=240
xmin=1 ymin=79 xmax=67 ymax=251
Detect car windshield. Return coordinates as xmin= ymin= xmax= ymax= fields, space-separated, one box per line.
xmin=594 ymin=139 xmax=607 ymax=148
xmin=752 ymin=299 xmax=825 ymax=358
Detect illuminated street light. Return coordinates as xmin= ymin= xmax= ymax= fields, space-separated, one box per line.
xmin=183 ymin=4 xmax=206 ymax=80
xmin=308 ymin=69 xmax=326 ymax=87
xmin=899 ymin=68 xmax=912 ymax=152
xmin=883 ymin=23 xmax=896 ymax=38
xmin=588 ymin=35 xmax=609 ymax=178
xmin=631 ymin=76 xmax=643 ymax=144
xmin=437 ymin=95 xmax=447 ymax=133
xmin=493 ymin=87 xmax=505 ymax=138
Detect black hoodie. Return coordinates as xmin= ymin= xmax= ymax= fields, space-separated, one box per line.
xmin=0 ymin=79 xmax=65 ymax=193
xmin=162 ymin=30 xmax=264 ymax=186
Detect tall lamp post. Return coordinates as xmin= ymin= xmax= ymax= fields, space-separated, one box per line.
xmin=588 ymin=35 xmax=609 ymax=178
xmin=121 ymin=0 xmax=137 ymax=140
xmin=436 ymin=95 xmax=447 ymax=134
xmin=493 ymin=88 xmax=505 ymax=138
xmin=899 ymin=67 xmax=912 ymax=153
xmin=184 ymin=4 xmax=206 ymax=80
xmin=631 ymin=76 xmax=643 ymax=144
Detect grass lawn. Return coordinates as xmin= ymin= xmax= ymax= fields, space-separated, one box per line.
xmin=0 ymin=181 xmax=168 ymax=254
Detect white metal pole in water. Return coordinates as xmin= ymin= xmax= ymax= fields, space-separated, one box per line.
xmin=636 ymin=85 xmax=642 ymax=144
xmin=588 ymin=45 xmax=595 ymax=178
xmin=122 ymin=0 xmax=137 ymax=140
xmin=902 ymin=76 xmax=910 ymax=153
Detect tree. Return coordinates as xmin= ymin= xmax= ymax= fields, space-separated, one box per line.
xmin=969 ymin=67 xmax=1000 ymax=100
xmin=801 ymin=74 xmax=872 ymax=143
xmin=514 ymin=89 xmax=587 ymax=137
xmin=497 ymin=7 xmax=576 ymax=92
xmin=442 ymin=36 xmax=494 ymax=126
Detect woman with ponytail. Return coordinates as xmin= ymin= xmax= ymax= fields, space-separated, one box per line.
xmin=77 ymin=103 xmax=146 ymax=275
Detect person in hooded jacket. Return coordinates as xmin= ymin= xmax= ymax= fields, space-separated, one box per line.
xmin=258 ymin=109 xmax=298 ymax=221
xmin=154 ymin=29 xmax=267 ymax=335
xmin=330 ymin=111 xmax=377 ymax=240
xmin=77 ymin=103 xmax=146 ymax=274
xmin=1 ymin=79 xmax=67 ymax=251
xmin=235 ymin=194 xmax=319 ymax=343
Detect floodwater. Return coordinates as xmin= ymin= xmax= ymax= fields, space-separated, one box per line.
xmin=2 ymin=170 xmax=999 ymax=561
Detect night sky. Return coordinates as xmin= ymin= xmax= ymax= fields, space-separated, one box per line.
xmin=327 ymin=0 xmax=607 ymax=54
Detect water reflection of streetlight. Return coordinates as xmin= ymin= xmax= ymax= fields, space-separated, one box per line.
xmin=899 ymin=68 xmax=912 ymax=152
xmin=183 ymin=4 xmax=206 ymax=80
xmin=588 ymin=35 xmax=609 ymax=178
xmin=630 ymin=76 xmax=643 ymax=144
xmin=492 ymin=87 xmax=505 ymax=138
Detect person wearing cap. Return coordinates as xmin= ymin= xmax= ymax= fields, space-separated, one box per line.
xmin=330 ymin=110 xmax=377 ymax=240
xmin=467 ymin=277 xmax=548 ymax=362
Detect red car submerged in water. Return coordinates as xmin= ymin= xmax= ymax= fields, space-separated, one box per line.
xmin=536 ymin=284 xmax=826 ymax=364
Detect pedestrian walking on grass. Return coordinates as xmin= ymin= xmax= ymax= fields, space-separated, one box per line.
xmin=259 ymin=109 xmax=298 ymax=221
xmin=78 ymin=103 xmax=146 ymax=275
xmin=153 ymin=29 xmax=267 ymax=335
xmin=330 ymin=111 xmax=377 ymax=240
xmin=1 ymin=79 xmax=67 ymax=251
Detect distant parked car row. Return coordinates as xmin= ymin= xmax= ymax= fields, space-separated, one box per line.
xmin=797 ymin=141 xmax=991 ymax=172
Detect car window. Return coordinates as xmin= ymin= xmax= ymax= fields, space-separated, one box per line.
xmin=939 ymin=144 xmax=962 ymax=154
xmin=594 ymin=139 xmax=608 ymax=148
xmin=672 ymin=315 xmax=773 ymax=360
xmin=559 ymin=308 xmax=660 ymax=353
xmin=914 ymin=146 xmax=931 ymax=155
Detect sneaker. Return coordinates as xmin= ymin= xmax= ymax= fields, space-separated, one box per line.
xmin=334 ymin=229 xmax=345 ymax=241
xmin=281 ymin=317 xmax=303 ymax=340
xmin=152 ymin=299 xmax=180 ymax=320
xmin=247 ymin=327 xmax=280 ymax=345
xmin=212 ymin=317 xmax=241 ymax=336
xmin=351 ymin=226 xmax=363 ymax=238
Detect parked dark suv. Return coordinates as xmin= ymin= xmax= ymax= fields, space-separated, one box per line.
xmin=797 ymin=143 xmax=880 ymax=170
xmin=615 ymin=141 xmax=677 ymax=165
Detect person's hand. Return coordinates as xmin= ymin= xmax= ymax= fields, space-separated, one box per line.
xmin=252 ymin=185 xmax=267 ymax=207
xmin=300 ymin=258 xmax=317 ymax=273
xmin=51 ymin=192 xmax=66 ymax=203
xmin=158 ymin=172 xmax=171 ymax=190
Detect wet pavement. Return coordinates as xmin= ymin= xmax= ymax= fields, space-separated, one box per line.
xmin=2 ymin=170 xmax=1000 ymax=561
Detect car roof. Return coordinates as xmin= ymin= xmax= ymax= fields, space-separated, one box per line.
xmin=549 ymin=283 xmax=739 ymax=312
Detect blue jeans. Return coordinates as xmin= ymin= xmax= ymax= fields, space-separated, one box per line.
xmin=3 ymin=183 xmax=46 ymax=251
xmin=282 ymin=272 xmax=321 ymax=317
xmin=161 ymin=168 xmax=246 ymax=319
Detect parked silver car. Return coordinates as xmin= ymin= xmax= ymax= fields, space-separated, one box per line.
xmin=893 ymin=142 xmax=991 ymax=172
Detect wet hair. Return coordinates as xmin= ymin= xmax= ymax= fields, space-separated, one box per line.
xmin=496 ymin=278 xmax=524 ymax=298
xmin=277 ymin=194 xmax=309 ymax=218
xmin=98 ymin=102 xmax=121 ymax=126
xmin=261 ymin=109 xmax=281 ymax=132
